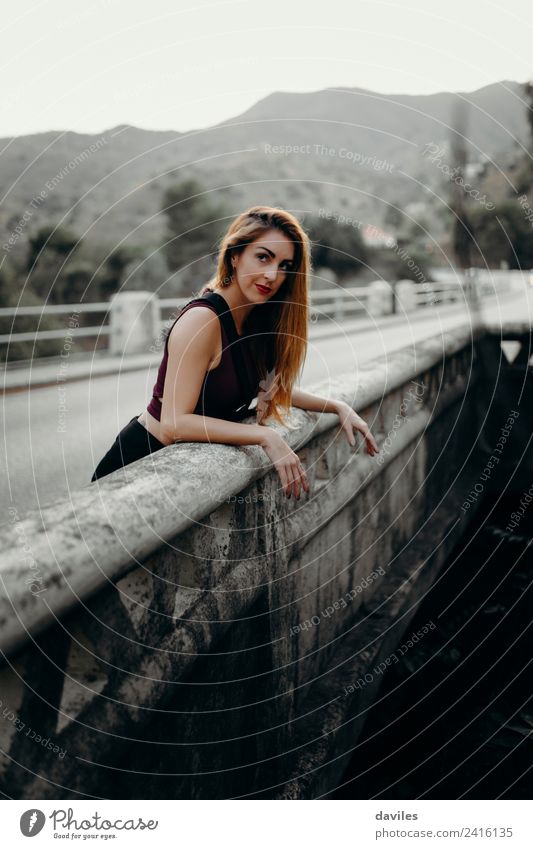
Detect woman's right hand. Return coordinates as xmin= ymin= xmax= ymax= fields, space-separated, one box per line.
xmin=261 ymin=429 xmax=310 ymax=500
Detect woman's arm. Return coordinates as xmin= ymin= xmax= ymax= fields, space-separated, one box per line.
xmin=164 ymin=410 xmax=268 ymax=448
xmin=290 ymin=387 xmax=380 ymax=456
xmin=160 ymin=308 xmax=268 ymax=449
xmin=159 ymin=308 xmax=309 ymax=498
xmin=290 ymin=387 xmax=339 ymax=414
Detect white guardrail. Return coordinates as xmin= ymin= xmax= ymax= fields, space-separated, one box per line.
xmin=0 ymin=269 xmax=529 ymax=359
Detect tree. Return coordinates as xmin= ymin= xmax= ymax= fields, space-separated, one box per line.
xmin=94 ymin=245 xmax=140 ymax=300
xmin=306 ymin=215 xmax=368 ymax=280
xmin=448 ymin=96 xmax=477 ymax=269
xmin=524 ymin=79 xmax=533 ymax=150
xmin=0 ymin=256 xmax=15 ymax=309
xmin=470 ymin=202 xmax=533 ymax=269
xmin=162 ymin=178 xmax=227 ymax=273
xmin=0 ymin=257 xmax=58 ymax=362
xmin=61 ymin=261 xmax=94 ymax=302
xmin=26 ymin=224 xmax=81 ymax=302
xmin=384 ymin=203 xmax=405 ymax=232
xmin=27 ymin=224 xmax=79 ymax=271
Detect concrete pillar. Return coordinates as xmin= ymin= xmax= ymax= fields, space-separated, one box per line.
xmin=109 ymin=291 xmax=160 ymax=357
xmin=367 ymin=280 xmax=393 ymax=316
xmin=395 ymin=279 xmax=418 ymax=312
xmin=463 ymin=267 xmax=479 ymax=306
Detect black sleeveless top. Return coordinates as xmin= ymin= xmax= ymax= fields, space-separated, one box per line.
xmin=146 ymin=292 xmax=259 ymax=423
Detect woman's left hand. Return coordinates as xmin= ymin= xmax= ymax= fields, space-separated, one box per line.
xmin=333 ymin=400 xmax=379 ymax=456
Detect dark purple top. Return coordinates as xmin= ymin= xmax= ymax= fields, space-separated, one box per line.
xmin=146 ymin=298 xmax=258 ymax=423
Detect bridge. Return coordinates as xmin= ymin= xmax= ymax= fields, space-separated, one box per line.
xmin=0 ymin=274 xmax=531 ymax=799
xmin=0 ymin=270 xmax=528 ymax=515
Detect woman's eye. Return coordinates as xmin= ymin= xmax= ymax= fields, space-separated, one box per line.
xmin=257 ymin=254 xmax=291 ymax=270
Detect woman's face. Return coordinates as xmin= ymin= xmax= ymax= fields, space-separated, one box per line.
xmin=232 ymin=228 xmax=296 ymax=304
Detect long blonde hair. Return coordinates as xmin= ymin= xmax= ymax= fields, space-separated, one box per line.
xmin=198 ymin=206 xmax=312 ymax=426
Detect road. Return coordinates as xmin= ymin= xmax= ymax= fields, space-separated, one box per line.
xmin=1 ymin=290 xmax=531 ymax=518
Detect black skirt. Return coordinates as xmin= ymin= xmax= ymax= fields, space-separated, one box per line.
xmin=90 ymin=415 xmax=167 ymax=481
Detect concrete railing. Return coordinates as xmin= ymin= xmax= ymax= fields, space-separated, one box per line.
xmin=0 ymin=269 xmax=527 ymax=359
xmin=1 ymin=319 xmax=530 ymax=799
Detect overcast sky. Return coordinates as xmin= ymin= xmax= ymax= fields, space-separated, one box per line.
xmin=3 ymin=0 xmax=532 ymax=138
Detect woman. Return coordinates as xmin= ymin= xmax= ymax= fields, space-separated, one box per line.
xmin=90 ymin=206 xmax=379 ymax=497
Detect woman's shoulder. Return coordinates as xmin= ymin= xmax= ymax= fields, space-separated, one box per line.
xmin=178 ymin=288 xmax=219 ymax=316
xmin=166 ymin=298 xmax=221 ymax=351
xmin=179 ymin=297 xmax=219 ymax=317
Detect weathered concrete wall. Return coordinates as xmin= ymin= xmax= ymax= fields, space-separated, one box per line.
xmin=0 ymin=322 xmax=529 ymax=799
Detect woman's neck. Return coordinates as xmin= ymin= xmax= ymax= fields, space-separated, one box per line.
xmin=215 ymin=286 xmax=255 ymax=335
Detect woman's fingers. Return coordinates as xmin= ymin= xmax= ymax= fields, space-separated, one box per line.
xmin=277 ymin=463 xmax=291 ymax=497
xmin=263 ymin=435 xmax=311 ymax=499
xmin=300 ymin=463 xmax=310 ymax=492
xmin=339 ymin=411 xmax=357 ymax=446
xmin=345 ymin=415 xmax=379 ymax=455
xmin=294 ymin=456 xmax=311 ymax=498
xmin=360 ymin=423 xmax=379 ymax=454
xmin=291 ymin=459 xmax=304 ymax=499
xmin=277 ymin=457 xmax=310 ymax=499
xmin=367 ymin=433 xmax=379 ymax=453
xmin=284 ymin=462 xmax=295 ymax=499
xmin=287 ymin=457 xmax=300 ymax=498
xmin=286 ymin=466 xmax=297 ymax=498
xmin=291 ymin=462 xmax=303 ymax=499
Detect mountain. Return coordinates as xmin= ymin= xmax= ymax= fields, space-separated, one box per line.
xmin=0 ymin=81 xmax=529 ymax=257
